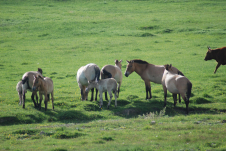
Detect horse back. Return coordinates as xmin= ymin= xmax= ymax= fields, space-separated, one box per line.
xmin=44 ymin=77 xmax=54 ymax=94
xmin=101 ymin=65 xmax=122 ymax=83
xmin=22 ymin=71 xmax=42 ymax=91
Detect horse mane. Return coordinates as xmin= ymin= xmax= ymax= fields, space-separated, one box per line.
xmin=132 ymin=59 xmax=149 ymax=64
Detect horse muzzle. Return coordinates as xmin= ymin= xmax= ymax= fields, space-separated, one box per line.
xmin=124 ymin=72 xmax=129 ymax=77
xmin=32 ymin=87 xmax=37 ymax=91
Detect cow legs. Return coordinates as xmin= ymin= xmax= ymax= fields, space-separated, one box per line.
xmin=145 ymin=81 xmax=151 ymax=100
xmin=214 ymin=62 xmax=221 ymax=74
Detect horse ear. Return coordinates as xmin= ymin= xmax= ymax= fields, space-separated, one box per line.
xmin=115 ymin=60 xmax=118 ymax=64
xmin=126 ymin=60 xmax=129 ymax=63
xmin=119 ymin=60 xmax=122 ymax=63
xmin=170 ymin=64 xmax=172 ymax=68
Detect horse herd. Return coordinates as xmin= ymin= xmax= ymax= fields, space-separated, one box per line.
xmin=16 ymin=46 xmax=225 ymax=114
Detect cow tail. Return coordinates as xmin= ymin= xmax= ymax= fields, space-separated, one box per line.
xmin=94 ymin=66 xmax=100 ymax=82
xmin=186 ymin=82 xmax=192 ymax=100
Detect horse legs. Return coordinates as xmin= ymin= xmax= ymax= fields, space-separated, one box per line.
xmin=163 ymin=86 xmax=167 ymax=107
xmin=114 ymin=90 xmax=117 ymax=108
xmin=145 ymin=81 xmax=151 ymax=100
xmin=39 ymin=93 xmax=43 ymax=110
xmin=18 ymin=92 xmax=22 ymax=105
xmin=117 ymin=82 xmax=121 ymax=98
xmin=90 ymin=88 xmax=94 ymax=101
xmin=182 ymin=95 xmax=189 ymax=114
xmin=214 ymin=62 xmax=221 ymax=74
xmin=51 ymin=92 xmax=54 ymax=110
xmin=31 ymin=91 xmax=37 ymax=108
xmin=178 ymin=94 xmax=181 ymax=103
xmin=107 ymin=91 xmax=113 ymax=109
xmin=44 ymin=93 xmax=48 ymax=111
xmin=99 ymin=92 xmax=103 ymax=108
xmin=22 ymin=90 xmax=26 ymax=108
xmin=173 ymin=93 xmax=177 ymax=107
xmin=95 ymin=88 xmax=98 ymax=101
xmin=104 ymin=92 xmax=108 ymax=101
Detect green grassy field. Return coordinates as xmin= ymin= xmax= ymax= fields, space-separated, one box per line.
xmin=1 ymin=0 xmax=226 ymax=150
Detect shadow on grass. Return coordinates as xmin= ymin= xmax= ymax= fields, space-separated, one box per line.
xmin=1 ymin=95 xmax=225 ymax=126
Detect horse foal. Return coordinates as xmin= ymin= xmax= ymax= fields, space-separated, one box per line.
xmin=85 ymin=78 xmax=118 ymax=109
xmin=162 ymin=64 xmax=192 ymax=114
xmin=101 ymin=59 xmax=122 ymax=101
xmin=32 ymin=75 xmax=54 ymax=111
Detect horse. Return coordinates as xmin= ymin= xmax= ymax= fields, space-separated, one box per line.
xmin=85 ymin=78 xmax=118 ymax=109
xmin=100 ymin=59 xmax=122 ymax=100
xmin=16 ymin=81 xmax=37 ymax=105
xmin=21 ymin=68 xmax=43 ymax=108
xmin=76 ymin=63 xmax=100 ymax=101
xmin=124 ymin=59 xmax=184 ymax=101
xmin=162 ymin=64 xmax=192 ymax=114
xmin=32 ymin=74 xmax=54 ymax=111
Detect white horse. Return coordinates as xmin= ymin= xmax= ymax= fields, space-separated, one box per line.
xmin=162 ymin=64 xmax=192 ymax=114
xmin=21 ymin=68 xmax=43 ymax=108
xmin=101 ymin=59 xmax=122 ymax=100
xmin=77 ymin=63 xmax=100 ymax=101
xmin=85 ymin=78 xmax=118 ymax=109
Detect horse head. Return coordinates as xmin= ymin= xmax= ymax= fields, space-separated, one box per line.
xmin=32 ymin=74 xmax=44 ymax=91
xmin=115 ymin=59 xmax=122 ymax=69
xmin=125 ymin=60 xmax=135 ymax=77
xmin=164 ymin=64 xmax=172 ymax=71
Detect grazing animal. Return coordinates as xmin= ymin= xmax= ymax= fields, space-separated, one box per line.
xmin=204 ymin=46 xmax=226 ymax=73
xmin=32 ymin=75 xmax=54 ymax=111
xmin=77 ymin=63 xmax=100 ymax=101
xmin=162 ymin=64 xmax=192 ymax=114
xmin=85 ymin=78 xmax=118 ymax=109
xmin=125 ymin=59 xmax=184 ymax=100
xmin=16 ymin=81 xmax=37 ymax=105
xmin=21 ymin=68 xmax=43 ymax=108
xmin=101 ymin=59 xmax=122 ymax=100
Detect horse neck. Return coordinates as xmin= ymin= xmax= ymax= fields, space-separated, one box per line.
xmin=115 ymin=64 xmax=121 ymax=70
xmin=134 ymin=62 xmax=149 ymax=75
xmin=38 ymin=78 xmax=46 ymax=90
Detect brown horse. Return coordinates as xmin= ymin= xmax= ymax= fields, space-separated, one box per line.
xmin=101 ymin=59 xmax=122 ymax=100
xmin=162 ymin=64 xmax=192 ymax=114
xmin=21 ymin=68 xmax=43 ymax=108
xmin=32 ymin=75 xmax=54 ymax=111
xmin=125 ymin=59 xmax=184 ymax=100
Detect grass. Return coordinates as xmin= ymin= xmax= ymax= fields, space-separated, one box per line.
xmin=0 ymin=0 xmax=226 ymax=150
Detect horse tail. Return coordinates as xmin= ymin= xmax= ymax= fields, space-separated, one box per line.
xmin=102 ymin=69 xmax=112 ymax=79
xmin=94 ymin=66 xmax=100 ymax=82
xmin=186 ymin=82 xmax=192 ymax=100
xmin=178 ymin=70 xmax=184 ymax=76
xmin=22 ymin=76 xmax=31 ymax=90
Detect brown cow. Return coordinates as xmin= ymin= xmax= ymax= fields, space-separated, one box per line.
xmin=204 ymin=46 xmax=226 ymax=73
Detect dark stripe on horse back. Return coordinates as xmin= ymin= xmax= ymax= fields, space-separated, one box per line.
xmin=133 ymin=59 xmax=149 ymax=64
xmin=102 ymin=69 xmax=112 ymax=78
